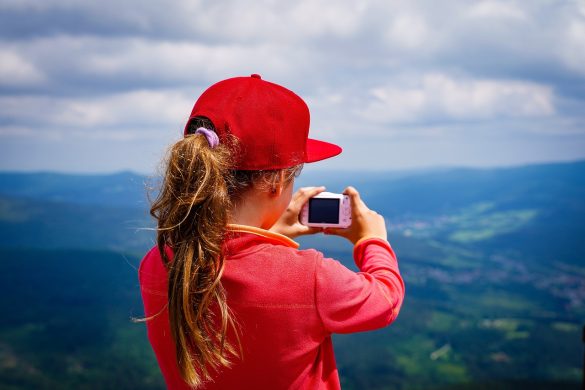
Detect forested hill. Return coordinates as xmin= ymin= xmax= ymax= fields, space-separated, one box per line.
xmin=0 ymin=160 xmax=583 ymax=389
xmin=0 ymin=159 xmax=583 ymax=264
xmin=2 ymin=159 xmax=583 ymax=213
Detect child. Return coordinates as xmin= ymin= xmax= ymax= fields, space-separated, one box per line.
xmin=137 ymin=74 xmax=405 ymax=389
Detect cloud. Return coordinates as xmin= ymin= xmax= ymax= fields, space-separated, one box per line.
xmin=385 ymin=13 xmax=430 ymax=49
xmin=560 ymin=18 xmax=585 ymax=76
xmin=3 ymin=1 xmax=584 ymax=93
xmin=80 ymin=39 xmax=304 ymax=83
xmin=466 ymin=1 xmax=527 ymax=20
xmin=359 ymin=73 xmax=555 ymax=124
xmin=2 ymin=35 xmax=317 ymax=95
xmin=0 ymin=0 xmax=584 ymax=172
xmin=0 ymin=49 xmax=46 ymax=86
xmin=0 ymin=89 xmax=193 ymax=139
xmin=0 ymin=0 xmax=370 ymax=43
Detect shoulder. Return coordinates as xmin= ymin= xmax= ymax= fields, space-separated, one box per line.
xmin=293 ymin=245 xmax=326 ymax=262
xmin=140 ymin=245 xmax=161 ymax=269
xmin=280 ymin=246 xmax=353 ymax=284
xmin=138 ymin=245 xmax=172 ymax=277
xmin=141 ymin=244 xmax=170 ymax=264
xmin=267 ymin=243 xmax=324 ymax=264
xmin=247 ymin=243 xmax=327 ymax=276
xmin=143 ymin=245 xmax=160 ymax=258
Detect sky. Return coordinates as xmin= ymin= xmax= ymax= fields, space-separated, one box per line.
xmin=0 ymin=0 xmax=584 ymax=174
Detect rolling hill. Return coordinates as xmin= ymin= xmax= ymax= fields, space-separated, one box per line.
xmin=0 ymin=160 xmax=583 ymax=389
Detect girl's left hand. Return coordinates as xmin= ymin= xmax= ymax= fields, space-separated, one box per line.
xmin=269 ymin=186 xmax=326 ymax=239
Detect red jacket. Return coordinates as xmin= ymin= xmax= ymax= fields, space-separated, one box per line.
xmin=138 ymin=224 xmax=405 ymax=389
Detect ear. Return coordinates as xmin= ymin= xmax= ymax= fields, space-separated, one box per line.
xmin=270 ymin=171 xmax=286 ymax=197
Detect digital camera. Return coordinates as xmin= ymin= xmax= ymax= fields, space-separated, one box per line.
xmin=300 ymin=192 xmax=352 ymax=228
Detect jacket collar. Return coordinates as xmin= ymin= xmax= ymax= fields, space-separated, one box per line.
xmin=226 ymin=223 xmax=299 ymax=249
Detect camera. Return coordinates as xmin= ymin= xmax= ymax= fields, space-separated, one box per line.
xmin=300 ymin=192 xmax=352 ymax=228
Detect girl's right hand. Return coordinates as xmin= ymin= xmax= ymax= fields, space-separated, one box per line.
xmin=270 ymin=186 xmax=327 ymax=239
xmin=323 ymin=186 xmax=388 ymax=245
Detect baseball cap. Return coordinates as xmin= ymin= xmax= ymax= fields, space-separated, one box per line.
xmin=184 ymin=74 xmax=342 ymax=170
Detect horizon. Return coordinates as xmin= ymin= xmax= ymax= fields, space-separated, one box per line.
xmin=0 ymin=156 xmax=583 ymax=177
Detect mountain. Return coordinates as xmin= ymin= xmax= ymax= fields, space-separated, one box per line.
xmin=0 ymin=170 xmax=152 ymax=208
xmin=0 ymin=160 xmax=583 ymax=389
xmin=300 ymin=160 xmax=585 ymax=267
xmin=3 ymin=160 xmax=584 ymax=261
xmin=0 ymin=171 xmax=155 ymax=254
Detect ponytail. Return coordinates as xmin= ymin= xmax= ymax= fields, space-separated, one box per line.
xmin=149 ymin=119 xmax=238 ymax=388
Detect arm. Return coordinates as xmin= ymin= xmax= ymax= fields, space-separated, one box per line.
xmin=271 ymin=184 xmax=406 ymax=332
xmin=315 ymin=237 xmax=405 ymax=333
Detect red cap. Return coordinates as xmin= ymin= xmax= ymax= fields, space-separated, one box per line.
xmin=184 ymin=74 xmax=342 ymax=170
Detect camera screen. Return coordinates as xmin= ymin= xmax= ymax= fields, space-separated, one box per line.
xmin=308 ymin=198 xmax=340 ymax=224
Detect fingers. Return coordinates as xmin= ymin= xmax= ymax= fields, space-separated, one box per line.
xmin=343 ymin=186 xmax=368 ymax=212
xmin=296 ymin=186 xmax=326 ymax=201
xmin=290 ymin=186 xmax=326 ymax=212
xmin=343 ymin=186 xmax=359 ymax=199
xmin=303 ymin=226 xmax=324 ymax=236
xmin=283 ymin=223 xmax=323 ymax=239
xmin=323 ymin=227 xmax=348 ymax=238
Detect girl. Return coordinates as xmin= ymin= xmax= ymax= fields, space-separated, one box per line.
xmin=137 ymin=74 xmax=405 ymax=389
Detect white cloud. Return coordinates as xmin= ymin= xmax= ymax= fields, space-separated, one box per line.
xmin=0 ymin=50 xmax=45 ymax=86
xmin=0 ymin=89 xmax=193 ymax=139
xmin=3 ymin=1 xmax=584 ymax=90
xmin=1 ymin=0 xmax=370 ymax=43
xmin=560 ymin=19 xmax=585 ymax=75
xmin=191 ymin=0 xmax=368 ymax=42
xmin=385 ymin=13 xmax=430 ymax=49
xmin=9 ymin=35 xmax=314 ymax=89
xmin=82 ymin=39 xmax=301 ymax=81
xmin=466 ymin=1 xmax=527 ymax=20
xmin=289 ymin=0 xmax=367 ymax=37
xmin=359 ymin=73 xmax=555 ymax=124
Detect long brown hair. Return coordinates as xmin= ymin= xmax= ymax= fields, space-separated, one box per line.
xmin=136 ymin=117 xmax=302 ymax=388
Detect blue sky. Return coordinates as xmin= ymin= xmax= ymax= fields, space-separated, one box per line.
xmin=1 ymin=0 xmax=584 ymax=174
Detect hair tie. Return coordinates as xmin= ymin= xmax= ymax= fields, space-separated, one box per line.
xmin=194 ymin=127 xmax=220 ymax=148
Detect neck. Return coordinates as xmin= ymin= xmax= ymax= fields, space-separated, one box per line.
xmin=228 ymin=191 xmax=275 ymax=230
xmin=229 ymin=207 xmax=270 ymax=230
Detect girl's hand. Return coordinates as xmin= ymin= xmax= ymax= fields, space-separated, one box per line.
xmin=323 ymin=186 xmax=387 ymax=244
xmin=270 ymin=186 xmax=327 ymax=239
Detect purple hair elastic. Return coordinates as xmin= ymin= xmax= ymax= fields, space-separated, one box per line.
xmin=194 ymin=127 xmax=220 ymax=148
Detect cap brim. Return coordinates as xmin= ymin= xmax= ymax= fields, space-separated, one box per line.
xmin=305 ymin=138 xmax=342 ymax=163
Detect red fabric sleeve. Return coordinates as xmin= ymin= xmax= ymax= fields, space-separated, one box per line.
xmin=314 ymin=238 xmax=405 ymax=334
